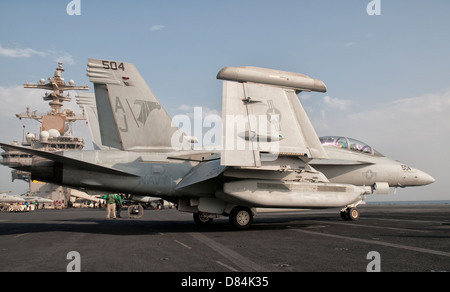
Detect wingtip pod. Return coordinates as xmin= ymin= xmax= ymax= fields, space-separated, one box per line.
xmin=217 ymin=66 xmax=327 ymax=93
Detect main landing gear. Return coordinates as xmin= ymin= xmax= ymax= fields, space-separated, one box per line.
xmin=193 ymin=206 xmax=255 ymax=230
xmin=229 ymin=206 xmax=254 ymax=230
xmin=193 ymin=212 xmax=213 ymax=225
xmin=340 ymin=207 xmax=360 ymax=221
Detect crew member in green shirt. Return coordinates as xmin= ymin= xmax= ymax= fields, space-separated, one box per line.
xmin=103 ymin=194 xmax=118 ymax=220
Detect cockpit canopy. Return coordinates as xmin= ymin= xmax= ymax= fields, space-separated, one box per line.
xmin=319 ymin=136 xmax=383 ymax=156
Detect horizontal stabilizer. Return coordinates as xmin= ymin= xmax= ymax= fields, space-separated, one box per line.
xmin=176 ymin=159 xmax=227 ymax=190
xmin=0 ymin=143 xmax=138 ymax=177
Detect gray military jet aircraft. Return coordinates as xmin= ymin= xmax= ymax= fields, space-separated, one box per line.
xmin=0 ymin=60 xmax=434 ymax=229
xmin=0 ymin=192 xmax=25 ymax=203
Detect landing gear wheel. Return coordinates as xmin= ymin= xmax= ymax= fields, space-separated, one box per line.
xmin=341 ymin=208 xmax=360 ymax=221
xmin=193 ymin=212 xmax=213 ymax=226
xmin=229 ymin=207 xmax=253 ymax=230
xmin=347 ymin=208 xmax=360 ymax=221
xmin=128 ymin=204 xmax=144 ymax=219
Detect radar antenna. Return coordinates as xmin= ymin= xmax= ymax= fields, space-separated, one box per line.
xmin=20 ymin=63 xmax=89 ymax=121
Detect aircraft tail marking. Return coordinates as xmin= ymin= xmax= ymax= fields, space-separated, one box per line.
xmin=87 ymin=59 xmax=190 ymax=151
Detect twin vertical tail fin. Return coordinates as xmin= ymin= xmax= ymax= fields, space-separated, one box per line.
xmin=86 ymin=59 xmax=190 ymax=151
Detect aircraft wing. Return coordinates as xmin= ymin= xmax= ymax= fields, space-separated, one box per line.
xmin=0 ymin=194 xmax=25 ymax=203
xmin=21 ymin=196 xmax=54 ymax=204
xmin=0 ymin=143 xmax=138 ymax=177
xmin=217 ymin=66 xmax=328 ymax=167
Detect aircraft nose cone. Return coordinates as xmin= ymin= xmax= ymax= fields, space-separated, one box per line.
xmin=400 ymin=168 xmax=435 ymax=186
xmin=415 ymin=170 xmax=435 ymax=186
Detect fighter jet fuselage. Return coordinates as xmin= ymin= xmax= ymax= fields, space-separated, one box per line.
xmin=26 ymin=132 xmax=435 ymax=201
xmin=27 ymin=139 xmax=434 ymax=207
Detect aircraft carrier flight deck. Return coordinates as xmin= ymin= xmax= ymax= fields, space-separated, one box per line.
xmin=1 ymin=203 xmax=449 ymax=273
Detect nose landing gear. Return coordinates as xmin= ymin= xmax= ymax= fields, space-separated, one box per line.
xmin=340 ymin=207 xmax=360 ymax=221
xmin=340 ymin=200 xmax=364 ymax=221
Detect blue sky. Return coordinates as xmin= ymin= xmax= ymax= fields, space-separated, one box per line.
xmin=0 ymin=0 xmax=449 ymax=201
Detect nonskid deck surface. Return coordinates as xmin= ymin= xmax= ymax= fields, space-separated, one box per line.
xmin=0 ymin=204 xmax=449 ymax=272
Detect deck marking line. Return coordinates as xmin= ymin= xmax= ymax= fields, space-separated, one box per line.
xmin=290 ymin=228 xmax=450 ymax=258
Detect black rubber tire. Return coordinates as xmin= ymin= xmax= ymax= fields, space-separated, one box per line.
xmin=229 ymin=206 xmax=253 ymax=230
xmin=193 ymin=212 xmax=213 ymax=225
xmin=347 ymin=208 xmax=360 ymax=221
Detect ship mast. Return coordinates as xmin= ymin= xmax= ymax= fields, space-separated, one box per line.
xmin=19 ymin=63 xmax=89 ymax=123
xmin=16 ymin=63 xmax=89 ymax=150
xmin=0 ymin=62 xmax=93 ymax=207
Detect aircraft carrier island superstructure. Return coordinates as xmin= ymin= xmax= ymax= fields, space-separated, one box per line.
xmin=1 ymin=63 xmax=90 ymax=206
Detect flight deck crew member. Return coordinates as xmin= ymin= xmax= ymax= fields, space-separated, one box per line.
xmin=103 ymin=194 xmax=118 ymax=219
xmin=115 ymin=194 xmax=123 ymax=218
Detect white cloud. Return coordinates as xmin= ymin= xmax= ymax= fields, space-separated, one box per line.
xmin=0 ymin=44 xmax=46 ymax=58
xmin=151 ymin=25 xmax=166 ymax=31
xmin=311 ymin=90 xmax=450 ymax=144
xmin=346 ymin=90 xmax=450 ymax=139
xmin=299 ymin=93 xmax=312 ymax=102
xmin=0 ymin=85 xmax=48 ymax=118
xmin=178 ymin=104 xmax=193 ymax=112
xmin=0 ymin=44 xmax=75 ymax=65
xmin=0 ymin=86 xmax=50 ymax=150
xmin=54 ymin=52 xmax=75 ymax=65
xmin=322 ymin=95 xmax=352 ymax=111
xmin=177 ymin=104 xmax=221 ymax=118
